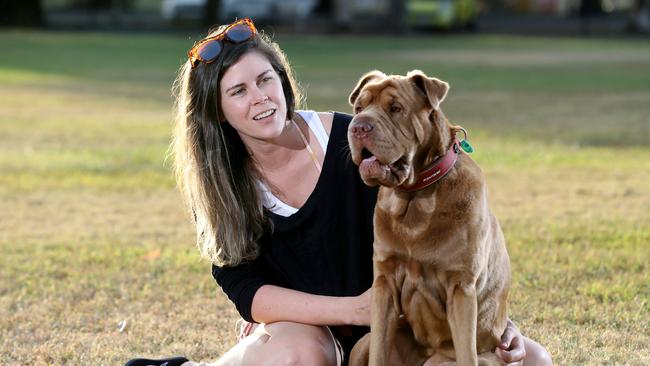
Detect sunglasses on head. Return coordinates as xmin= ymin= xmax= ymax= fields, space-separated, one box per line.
xmin=188 ymin=18 xmax=257 ymax=69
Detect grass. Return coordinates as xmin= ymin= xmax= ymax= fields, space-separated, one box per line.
xmin=0 ymin=29 xmax=648 ymax=365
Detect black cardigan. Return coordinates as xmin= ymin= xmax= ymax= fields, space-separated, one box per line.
xmin=212 ymin=112 xmax=378 ymax=360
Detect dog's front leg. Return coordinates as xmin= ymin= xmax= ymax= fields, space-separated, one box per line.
xmin=369 ymin=272 xmax=399 ymax=366
xmin=447 ymin=284 xmax=478 ymax=366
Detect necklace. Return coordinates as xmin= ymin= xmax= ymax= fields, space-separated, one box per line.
xmin=291 ymin=119 xmax=322 ymax=173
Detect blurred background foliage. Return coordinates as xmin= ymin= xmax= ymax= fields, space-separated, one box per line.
xmin=1 ymin=0 xmax=649 ymax=364
xmin=1 ymin=0 xmax=649 ymax=35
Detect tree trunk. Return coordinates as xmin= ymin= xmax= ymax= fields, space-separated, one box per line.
xmin=389 ymin=0 xmax=407 ymax=33
xmin=334 ymin=0 xmax=351 ymax=27
xmin=204 ymin=0 xmax=221 ymax=27
xmin=0 ymin=0 xmax=44 ymax=27
xmin=314 ymin=0 xmax=333 ymax=16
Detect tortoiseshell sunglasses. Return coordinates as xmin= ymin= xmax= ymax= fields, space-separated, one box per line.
xmin=187 ymin=18 xmax=257 ymax=68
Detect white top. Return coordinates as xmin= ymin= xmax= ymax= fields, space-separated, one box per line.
xmin=258 ymin=110 xmax=329 ymax=217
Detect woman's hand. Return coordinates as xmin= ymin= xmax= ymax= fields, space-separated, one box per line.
xmin=350 ymin=288 xmax=372 ymax=326
xmin=495 ymin=319 xmax=526 ymax=365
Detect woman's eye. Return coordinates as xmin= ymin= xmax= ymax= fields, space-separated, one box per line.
xmin=231 ymin=89 xmax=244 ymax=96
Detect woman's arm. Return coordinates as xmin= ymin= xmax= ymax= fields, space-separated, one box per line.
xmin=251 ymin=284 xmax=371 ymax=326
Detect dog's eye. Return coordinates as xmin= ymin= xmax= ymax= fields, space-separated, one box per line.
xmin=390 ymin=104 xmax=402 ymax=113
xmin=355 ymin=106 xmax=363 ymax=114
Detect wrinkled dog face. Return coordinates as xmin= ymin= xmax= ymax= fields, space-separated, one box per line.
xmin=348 ymin=70 xmax=449 ymax=187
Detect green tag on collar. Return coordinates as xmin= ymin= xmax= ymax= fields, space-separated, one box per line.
xmin=460 ymin=139 xmax=474 ymax=153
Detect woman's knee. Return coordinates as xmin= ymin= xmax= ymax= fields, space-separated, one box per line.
xmin=276 ymin=337 xmax=335 ymax=366
xmin=524 ymin=337 xmax=553 ymax=366
xmin=257 ymin=323 xmax=337 ymax=366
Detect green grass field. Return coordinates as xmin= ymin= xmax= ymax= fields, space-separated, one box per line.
xmin=1 ymin=30 xmax=648 ymax=365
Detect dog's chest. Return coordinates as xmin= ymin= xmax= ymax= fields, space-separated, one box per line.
xmin=376 ymin=191 xmax=440 ymax=236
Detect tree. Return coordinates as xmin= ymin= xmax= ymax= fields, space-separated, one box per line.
xmin=203 ymin=0 xmax=220 ymax=27
xmin=314 ymin=0 xmax=334 ymax=16
xmin=334 ymin=0 xmax=351 ymax=27
xmin=389 ymin=0 xmax=407 ymax=33
xmin=0 ymin=0 xmax=44 ymax=27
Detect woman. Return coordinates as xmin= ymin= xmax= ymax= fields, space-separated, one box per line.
xmin=125 ymin=18 xmax=552 ymax=366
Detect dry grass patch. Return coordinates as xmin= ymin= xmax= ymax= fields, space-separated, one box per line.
xmin=1 ymin=31 xmax=648 ymax=364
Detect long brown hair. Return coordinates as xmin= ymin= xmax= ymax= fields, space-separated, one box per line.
xmin=171 ymin=24 xmax=302 ymax=267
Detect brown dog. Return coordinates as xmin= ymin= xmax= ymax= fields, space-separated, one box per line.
xmin=347 ymin=70 xmax=511 ymax=366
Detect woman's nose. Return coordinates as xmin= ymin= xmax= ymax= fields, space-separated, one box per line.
xmin=255 ymin=95 xmax=269 ymax=104
xmin=251 ymin=87 xmax=268 ymax=105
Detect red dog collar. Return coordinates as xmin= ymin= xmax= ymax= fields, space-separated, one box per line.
xmin=398 ymin=139 xmax=460 ymax=192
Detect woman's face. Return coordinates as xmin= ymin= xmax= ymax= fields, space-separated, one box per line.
xmin=219 ymin=51 xmax=288 ymax=146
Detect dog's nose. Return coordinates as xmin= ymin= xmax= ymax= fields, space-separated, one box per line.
xmin=350 ymin=121 xmax=373 ymax=139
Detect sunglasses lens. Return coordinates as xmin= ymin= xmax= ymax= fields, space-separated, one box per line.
xmin=197 ymin=40 xmax=223 ymax=62
xmin=189 ymin=19 xmax=256 ymax=67
xmin=226 ymin=24 xmax=253 ymax=43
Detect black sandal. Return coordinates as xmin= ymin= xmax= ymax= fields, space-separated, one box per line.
xmin=124 ymin=356 xmax=189 ymax=366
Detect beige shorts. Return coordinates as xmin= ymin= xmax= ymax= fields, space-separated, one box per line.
xmin=237 ymin=319 xmax=344 ymax=366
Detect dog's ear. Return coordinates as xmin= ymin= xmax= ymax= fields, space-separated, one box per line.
xmin=407 ymin=70 xmax=449 ymax=109
xmin=349 ymin=70 xmax=387 ymax=106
